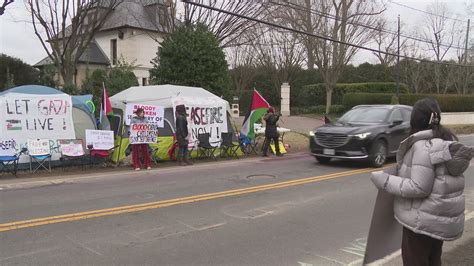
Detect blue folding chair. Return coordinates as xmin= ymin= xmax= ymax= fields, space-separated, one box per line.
xmin=27 ymin=139 xmax=52 ymax=173
xmin=0 ymin=139 xmax=26 ymax=176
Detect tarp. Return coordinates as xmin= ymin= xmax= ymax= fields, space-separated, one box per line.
xmin=109 ymin=84 xmax=237 ymax=162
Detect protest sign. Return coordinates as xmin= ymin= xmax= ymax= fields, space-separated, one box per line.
xmin=60 ymin=140 xmax=85 ymax=157
xmin=129 ymin=123 xmax=159 ymax=144
xmin=27 ymin=139 xmax=51 ymax=156
xmin=364 ymin=166 xmax=402 ymax=265
xmin=0 ymin=93 xmax=75 ymax=140
xmin=125 ymin=103 xmax=164 ymax=127
xmin=85 ymin=130 xmax=115 ymax=150
xmin=0 ymin=139 xmax=17 ymax=156
xmin=172 ymin=97 xmax=228 ymax=144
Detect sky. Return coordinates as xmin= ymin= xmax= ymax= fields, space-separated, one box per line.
xmin=0 ymin=0 xmax=472 ymax=66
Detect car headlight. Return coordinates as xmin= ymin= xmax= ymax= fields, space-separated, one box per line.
xmin=309 ymin=130 xmax=315 ymax=136
xmin=354 ymin=132 xmax=371 ymax=139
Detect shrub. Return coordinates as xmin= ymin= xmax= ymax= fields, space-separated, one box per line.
xmin=291 ymin=105 xmax=345 ymax=115
xmin=343 ymin=93 xmax=474 ymax=112
xmin=300 ymin=82 xmax=409 ymax=106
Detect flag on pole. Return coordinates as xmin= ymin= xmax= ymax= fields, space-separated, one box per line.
xmin=240 ymin=89 xmax=270 ymax=142
xmin=99 ymin=83 xmax=113 ymax=130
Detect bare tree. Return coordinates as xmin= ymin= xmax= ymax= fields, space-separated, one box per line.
xmin=226 ymin=44 xmax=259 ymax=96
xmin=275 ymin=0 xmax=385 ymax=113
xmin=183 ymin=0 xmax=270 ymax=48
xmin=372 ymin=18 xmax=408 ymax=66
xmin=421 ymin=1 xmax=461 ymax=93
xmin=401 ymin=40 xmax=427 ymax=94
xmin=246 ymin=23 xmax=306 ymax=100
xmin=27 ymin=0 xmax=123 ymax=87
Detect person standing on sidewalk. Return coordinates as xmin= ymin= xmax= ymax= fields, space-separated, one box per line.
xmin=130 ymin=108 xmax=152 ymax=171
xmin=262 ymin=107 xmax=282 ymax=157
xmin=175 ymin=104 xmax=192 ymax=166
xmin=371 ymin=98 xmax=473 ymax=266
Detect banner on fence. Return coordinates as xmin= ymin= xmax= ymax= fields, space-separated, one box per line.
xmin=0 ymin=93 xmax=75 ymax=140
xmin=172 ymin=97 xmax=228 ymax=144
xmin=85 ymin=130 xmax=115 ymax=150
xmin=125 ymin=103 xmax=164 ymax=127
xmin=0 ymin=139 xmax=17 ymax=156
xmin=129 ymin=123 xmax=159 ymax=144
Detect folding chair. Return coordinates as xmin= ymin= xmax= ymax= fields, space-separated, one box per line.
xmin=220 ymin=133 xmax=240 ymax=159
xmin=196 ymin=133 xmax=219 ymax=160
xmin=58 ymin=139 xmax=86 ymax=170
xmin=27 ymin=139 xmax=52 ymax=173
xmin=149 ymin=140 xmax=162 ymax=165
xmin=87 ymin=144 xmax=117 ymax=167
xmin=239 ymin=135 xmax=259 ymax=156
xmin=0 ymin=145 xmax=26 ymax=177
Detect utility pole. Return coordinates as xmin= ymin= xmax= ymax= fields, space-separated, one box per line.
xmin=463 ymin=19 xmax=470 ymax=95
xmin=396 ymin=15 xmax=400 ymax=98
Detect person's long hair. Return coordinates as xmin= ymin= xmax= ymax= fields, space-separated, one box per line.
xmin=409 ymin=98 xmax=458 ymax=141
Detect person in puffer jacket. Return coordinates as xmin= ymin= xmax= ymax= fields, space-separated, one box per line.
xmin=371 ymin=98 xmax=473 ymax=266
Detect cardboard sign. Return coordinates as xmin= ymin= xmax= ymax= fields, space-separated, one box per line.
xmin=0 ymin=139 xmax=17 ymax=157
xmin=60 ymin=141 xmax=85 ymax=157
xmin=125 ymin=103 xmax=164 ymax=127
xmin=27 ymin=139 xmax=51 ymax=156
xmin=129 ymin=123 xmax=159 ymax=144
xmin=364 ymin=166 xmax=402 ymax=265
xmin=172 ymin=97 xmax=228 ymax=145
xmin=85 ymin=130 xmax=115 ymax=150
xmin=0 ymin=93 xmax=75 ymax=140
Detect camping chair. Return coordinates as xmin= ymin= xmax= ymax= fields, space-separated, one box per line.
xmin=239 ymin=135 xmax=259 ymax=156
xmin=196 ymin=133 xmax=219 ymax=160
xmin=58 ymin=139 xmax=86 ymax=170
xmin=27 ymin=139 xmax=52 ymax=173
xmin=220 ymin=132 xmax=240 ymax=159
xmin=148 ymin=140 xmax=162 ymax=165
xmin=0 ymin=146 xmax=26 ymax=177
xmin=87 ymin=144 xmax=117 ymax=167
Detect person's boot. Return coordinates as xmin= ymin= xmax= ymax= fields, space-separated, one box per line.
xmin=177 ymin=154 xmax=186 ymax=166
xmin=184 ymin=152 xmax=193 ymax=165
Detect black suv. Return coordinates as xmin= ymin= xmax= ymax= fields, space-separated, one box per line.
xmin=309 ymin=105 xmax=412 ymax=167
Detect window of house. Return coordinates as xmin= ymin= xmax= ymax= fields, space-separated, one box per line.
xmin=142 ymin=78 xmax=147 ymax=86
xmin=110 ymin=39 xmax=117 ymax=65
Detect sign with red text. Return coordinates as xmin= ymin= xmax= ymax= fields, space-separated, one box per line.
xmin=125 ymin=103 xmax=164 ymax=127
xmin=172 ymin=97 xmax=228 ymax=144
xmin=0 ymin=93 xmax=75 ymax=140
xmin=129 ymin=123 xmax=159 ymax=144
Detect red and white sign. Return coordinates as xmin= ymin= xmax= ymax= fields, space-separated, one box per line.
xmin=125 ymin=103 xmax=164 ymax=127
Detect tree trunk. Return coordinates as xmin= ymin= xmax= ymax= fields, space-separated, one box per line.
xmin=325 ymin=84 xmax=333 ymax=114
xmin=61 ymin=64 xmax=76 ymax=88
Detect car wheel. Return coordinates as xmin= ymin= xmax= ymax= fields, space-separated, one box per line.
xmin=370 ymin=140 xmax=387 ymax=168
xmin=315 ymin=156 xmax=331 ymax=164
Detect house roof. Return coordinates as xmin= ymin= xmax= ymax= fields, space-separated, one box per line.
xmin=34 ymin=40 xmax=110 ymax=67
xmin=100 ymin=0 xmax=170 ymax=33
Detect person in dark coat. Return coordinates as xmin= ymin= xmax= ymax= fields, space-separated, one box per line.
xmin=262 ymin=107 xmax=282 ymax=157
xmin=175 ymin=104 xmax=192 ymax=166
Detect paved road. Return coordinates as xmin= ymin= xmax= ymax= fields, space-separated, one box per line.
xmin=0 ymin=137 xmax=473 ymax=265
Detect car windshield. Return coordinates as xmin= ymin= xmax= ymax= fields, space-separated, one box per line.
xmin=338 ymin=107 xmax=390 ymax=123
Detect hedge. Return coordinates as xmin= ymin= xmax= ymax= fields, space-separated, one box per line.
xmin=299 ymin=82 xmax=409 ymax=106
xmin=343 ymin=93 xmax=474 ymax=112
xmin=291 ymin=105 xmax=346 ymax=115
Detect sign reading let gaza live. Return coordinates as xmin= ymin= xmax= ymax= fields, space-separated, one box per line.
xmin=125 ymin=103 xmax=164 ymax=127
xmin=129 ymin=123 xmax=159 ymax=144
xmin=0 ymin=93 xmax=75 ymax=140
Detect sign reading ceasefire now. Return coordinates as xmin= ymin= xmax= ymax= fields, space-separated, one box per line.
xmin=0 ymin=93 xmax=75 ymax=141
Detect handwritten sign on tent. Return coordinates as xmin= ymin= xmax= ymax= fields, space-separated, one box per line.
xmin=0 ymin=139 xmax=17 ymax=156
xmin=85 ymin=130 xmax=115 ymax=150
xmin=172 ymin=96 xmax=228 ymax=144
xmin=0 ymin=93 xmax=75 ymax=140
xmin=125 ymin=103 xmax=164 ymax=127
xmin=129 ymin=123 xmax=159 ymax=144
xmin=27 ymin=139 xmax=51 ymax=156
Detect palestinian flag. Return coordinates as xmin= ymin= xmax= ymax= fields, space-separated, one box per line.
xmin=99 ymin=83 xmax=113 ymax=130
xmin=240 ymin=89 xmax=270 ymax=141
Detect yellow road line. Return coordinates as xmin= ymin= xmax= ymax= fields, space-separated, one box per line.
xmin=0 ymin=166 xmax=389 ymax=232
